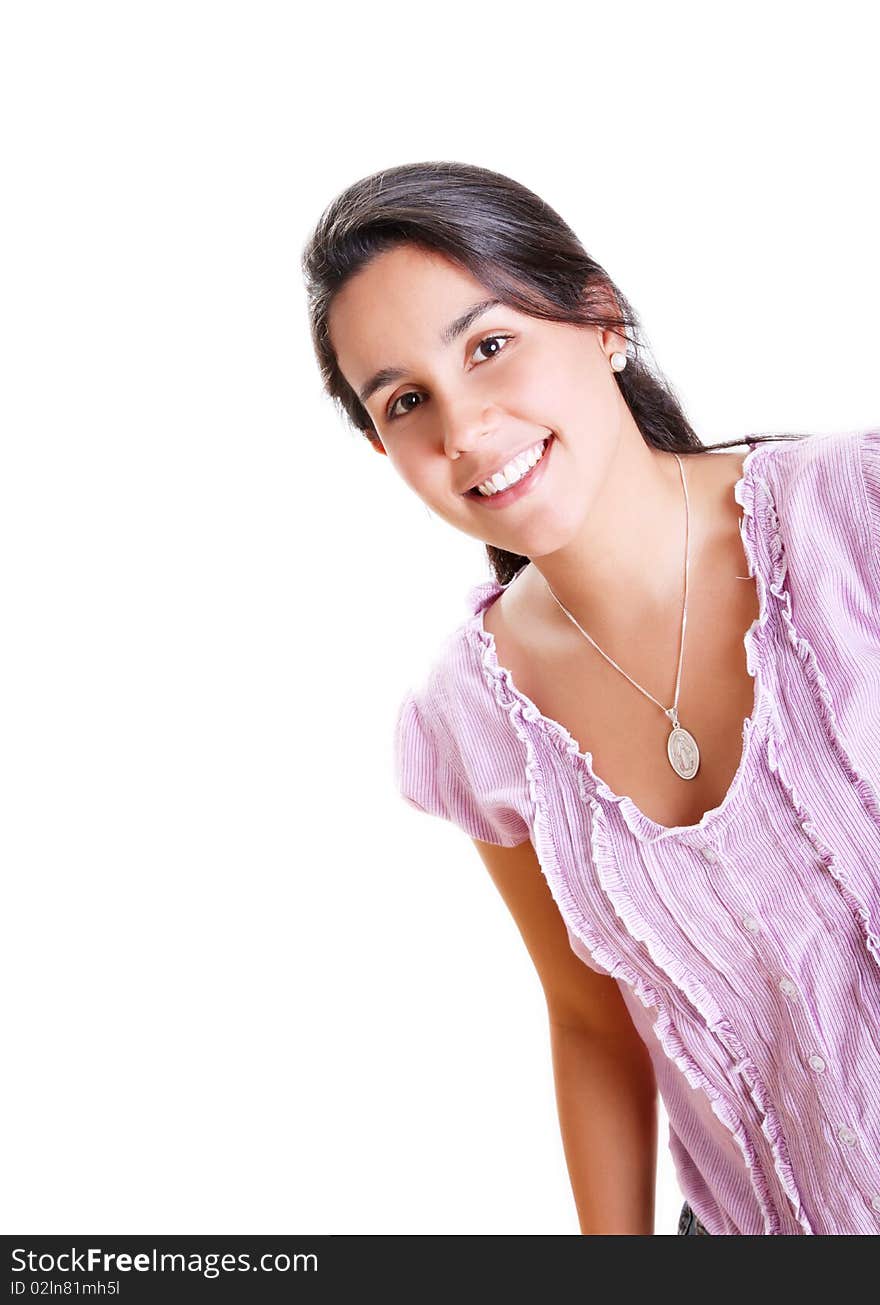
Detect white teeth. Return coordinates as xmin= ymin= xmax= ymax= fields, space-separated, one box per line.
xmin=476 ymin=439 xmax=548 ymax=496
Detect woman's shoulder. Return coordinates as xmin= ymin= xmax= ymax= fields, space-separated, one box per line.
xmin=762 ymin=420 xmax=877 ymax=522
xmin=757 ymin=427 xmax=880 ymax=585
xmin=756 ymin=424 xmax=880 ymax=500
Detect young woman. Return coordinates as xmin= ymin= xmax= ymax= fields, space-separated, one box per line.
xmin=302 ymin=161 xmax=880 ymax=1236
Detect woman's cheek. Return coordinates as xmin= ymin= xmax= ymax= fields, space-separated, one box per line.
xmin=507 ymin=355 xmax=573 ymax=425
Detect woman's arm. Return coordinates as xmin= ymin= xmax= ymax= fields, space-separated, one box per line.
xmin=550 ymin=1018 xmax=657 ymax=1234
xmin=471 ymin=835 xmax=658 ymax=1235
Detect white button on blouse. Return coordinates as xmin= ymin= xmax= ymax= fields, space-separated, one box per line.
xmin=808 ymin=1054 xmax=826 ymax=1073
xmin=871 ymin=1195 xmax=880 ymax=1212
xmin=741 ymin=914 xmax=761 ymax=933
xmin=838 ymin=1125 xmax=858 ymax=1146
xmin=779 ymin=977 xmax=799 ymax=999
xmin=700 ymin=846 xmax=718 ymax=863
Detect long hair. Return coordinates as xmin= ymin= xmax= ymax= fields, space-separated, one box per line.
xmin=302 ymin=160 xmax=806 ymax=584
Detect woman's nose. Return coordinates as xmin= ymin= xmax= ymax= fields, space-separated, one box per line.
xmin=442 ymin=405 xmax=502 ymax=459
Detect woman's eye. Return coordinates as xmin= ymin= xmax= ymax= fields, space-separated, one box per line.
xmin=386 ymin=334 xmax=513 ymax=421
xmin=470 ymin=333 xmax=512 ymax=363
xmin=387 ymin=391 xmax=424 ymax=421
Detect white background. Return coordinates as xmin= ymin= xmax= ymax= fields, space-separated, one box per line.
xmin=2 ymin=1 xmax=877 ymax=1235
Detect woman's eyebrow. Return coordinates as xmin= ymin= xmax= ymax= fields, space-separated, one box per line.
xmin=357 ymin=298 xmax=503 ymax=404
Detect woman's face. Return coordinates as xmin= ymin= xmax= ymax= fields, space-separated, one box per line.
xmin=327 ymin=243 xmax=631 ymax=559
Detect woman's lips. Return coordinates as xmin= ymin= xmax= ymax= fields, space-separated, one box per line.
xmin=466 ymin=434 xmax=555 ymax=509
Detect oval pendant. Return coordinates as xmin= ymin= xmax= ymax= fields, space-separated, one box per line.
xmin=667 ymin=726 xmax=700 ymax=780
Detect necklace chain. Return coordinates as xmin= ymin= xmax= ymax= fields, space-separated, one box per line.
xmin=539 ymin=453 xmax=701 ymax=779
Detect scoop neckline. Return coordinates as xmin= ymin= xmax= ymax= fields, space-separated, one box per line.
xmin=465 ymin=442 xmax=775 ymax=844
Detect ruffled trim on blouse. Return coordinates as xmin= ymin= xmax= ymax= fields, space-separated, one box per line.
xmin=585 ymin=788 xmax=813 ymax=1234
xmin=750 ymin=428 xmax=880 ymax=970
xmin=766 ymin=727 xmax=880 ymax=970
xmin=760 ymin=498 xmax=880 ymax=971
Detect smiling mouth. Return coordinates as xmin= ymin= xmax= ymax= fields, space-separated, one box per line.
xmin=465 ymin=434 xmax=554 ymax=499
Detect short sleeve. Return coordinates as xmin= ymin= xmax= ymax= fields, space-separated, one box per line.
xmin=393 ymin=688 xmax=531 ymax=848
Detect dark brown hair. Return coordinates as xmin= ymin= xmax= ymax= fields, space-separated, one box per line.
xmin=302 ymin=160 xmax=806 ymax=584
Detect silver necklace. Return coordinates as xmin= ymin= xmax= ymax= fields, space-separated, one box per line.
xmin=540 ymin=452 xmax=700 ymax=781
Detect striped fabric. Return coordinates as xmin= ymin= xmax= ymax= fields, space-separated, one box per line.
xmin=393 ymin=426 xmax=880 ymax=1235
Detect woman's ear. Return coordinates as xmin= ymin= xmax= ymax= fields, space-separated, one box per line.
xmin=366 ymin=430 xmax=387 ymax=455
xmin=598 ymin=326 xmax=630 ymax=361
xmin=580 ymin=282 xmax=628 ymax=359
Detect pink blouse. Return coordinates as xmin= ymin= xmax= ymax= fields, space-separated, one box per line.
xmin=393 ymin=427 xmax=880 ymax=1234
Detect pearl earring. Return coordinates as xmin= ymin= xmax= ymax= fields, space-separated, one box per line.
xmin=610 ymin=350 xmax=628 ymax=372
